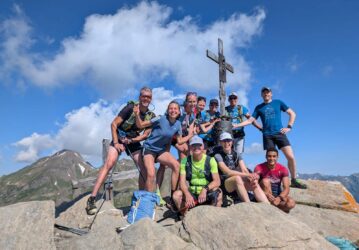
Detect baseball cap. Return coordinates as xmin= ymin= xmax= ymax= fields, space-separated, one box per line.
xmin=209 ymin=99 xmax=219 ymax=105
xmin=219 ymin=132 xmax=233 ymax=141
xmin=229 ymin=92 xmax=238 ymax=98
xmin=189 ymin=135 xmax=204 ymax=145
xmin=261 ymin=87 xmax=272 ymax=93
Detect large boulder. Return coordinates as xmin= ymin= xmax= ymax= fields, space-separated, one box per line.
xmin=178 ymin=203 xmax=337 ymax=250
xmin=290 ymin=180 xmax=359 ymax=213
xmin=55 ymin=195 xmax=127 ymax=249
xmin=120 ymin=218 xmax=198 ymax=250
xmin=0 ymin=200 xmax=55 ymax=250
xmin=291 ymin=204 xmax=359 ymax=245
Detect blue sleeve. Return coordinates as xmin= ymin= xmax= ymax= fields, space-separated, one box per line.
xmin=150 ymin=116 xmax=161 ymax=126
xmin=242 ymin=106 xmax=249 ymax=115
xmin=252 ymin=106 xmax=259 ymax=119
xmin=279 ymin=100 xmax=289 ymax=112
xmin=176 ymin=121 xmax=183 ymax=136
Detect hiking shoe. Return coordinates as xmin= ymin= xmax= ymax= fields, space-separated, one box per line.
xmin=156 ymin=188 xmax=166 ymax=206
xmin=290 ymin=179 xmax=307 ymax=189
xmin=86 ymin=196 xmax=97 ymax=215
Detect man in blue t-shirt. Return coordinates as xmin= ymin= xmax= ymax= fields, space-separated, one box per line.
xmin=237 ymin=87 xmax=307 ymax=189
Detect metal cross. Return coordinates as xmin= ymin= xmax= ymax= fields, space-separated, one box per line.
xmin=206 ymin=38 xmax=234 ymax=115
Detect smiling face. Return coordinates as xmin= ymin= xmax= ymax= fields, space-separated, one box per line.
xmin=139 ymin=89 xmax=152 ymax=107
xmin=220 ymin=139 xmax=233 ymax=153
xmin=261 ymin=90 xmax=272 ymax=103
xmin=186 ymin=94 xmax=197 ymax=112
xmin=197 ymin=100 xmax=206 ymax=112
xmin=266 ymin=150 xmax=278 ymax=168
xmin=190 ymin=143 xmax=204 ymax=157
xmin=167 ymin=102 xmax=180 ymax=120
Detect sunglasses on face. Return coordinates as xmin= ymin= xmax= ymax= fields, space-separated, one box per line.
xmin=221 ymin=139 xmax=232 ymax=143
xmin=140 ymin=95 xmax=152 ymax=99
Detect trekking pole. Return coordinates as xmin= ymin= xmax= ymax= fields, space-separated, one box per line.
xmin=124 ymin=144 xmax=146 ymax=182
xmin=87 ymin=165 xmax=116 ymax=230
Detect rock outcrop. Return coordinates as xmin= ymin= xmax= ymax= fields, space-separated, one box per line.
xmin=0 ymin=200 xmax=55 ymax=250
xmin=290 ymin=179 xmax=359 ymax=213
xmin=0 ymin=178 xmax=358 ymax=249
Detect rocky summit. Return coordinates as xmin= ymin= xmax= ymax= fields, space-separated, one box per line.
xmin=0 ymin=180 xmax=358 ymax=249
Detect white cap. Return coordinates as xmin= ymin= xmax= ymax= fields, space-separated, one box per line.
xmin=189 ymin=135 xmax=204 ymax=145
xmin=229 ymin=92 xmax=238 ymax=97
xmin=219 ymin=132 xmax=233 ymax=141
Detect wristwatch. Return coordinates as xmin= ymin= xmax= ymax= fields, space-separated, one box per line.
xmin=287 ymin=124 xmax=292 ymax=129
xmin=204 ymin=185 xmax=209 ymax=191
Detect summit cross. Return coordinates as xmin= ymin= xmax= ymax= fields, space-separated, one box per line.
xmin=206 ymin=38 xmax=234 ymax=115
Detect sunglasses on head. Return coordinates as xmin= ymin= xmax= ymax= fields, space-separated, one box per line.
xmin=191 ymin=143 xmax=202 ymax=147
xmin=229 ymin=96 xmax=237 ymax=100
xmin=186 ymin=92 xmax=197 ymax=97
xmin=221 ymin=139 xmax=232 ymax=143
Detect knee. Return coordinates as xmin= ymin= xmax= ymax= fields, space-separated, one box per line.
xmin=170 ymin=161 xmax=180 ymax=172
xmin=172 ymin=190 xmax=183 ymax=201
xmin=146 ymin=169 xmax=156 ymax=180
xmin=234 ymin=176 xmax=244 ymax=185
xmin=286 ymin=198 xmax=296 ymax=209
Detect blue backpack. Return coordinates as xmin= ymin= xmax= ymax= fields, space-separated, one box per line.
xmin=127 ymin=190 xmax=160 ymax=224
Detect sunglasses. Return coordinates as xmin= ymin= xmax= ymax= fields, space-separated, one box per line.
xmin=221 ymin=139 xmax=232 ymax=143
xmin=229 ymin=96 xmax=237 ymax=100
xmin=140 ymin=95 xmax=152 ymax=99
xmin=186 ymin=92 xmax=198 ymax=97
xmin=190 ymin=143 xmax=202 ymax=147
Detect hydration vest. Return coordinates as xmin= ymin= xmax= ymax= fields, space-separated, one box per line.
xmin=185 ymin=155 xmax=213 ymax=183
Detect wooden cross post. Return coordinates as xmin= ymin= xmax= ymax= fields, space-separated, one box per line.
xmin=206 ymin=38 xmax=234 ymax=115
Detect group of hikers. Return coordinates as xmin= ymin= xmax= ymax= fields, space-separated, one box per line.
xmin=86 ymin=86 xmax=306 ymax=218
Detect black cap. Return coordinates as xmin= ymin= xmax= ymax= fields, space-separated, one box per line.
xmin=261 ymin=87 xmax=272 ymax=93
xmin=209 ymin=99 xmax=219 ymax=105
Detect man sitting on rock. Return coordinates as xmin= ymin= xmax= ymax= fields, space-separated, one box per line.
xmin=214 ymin=132 xmax=268 ymax=204
xmin=254 ymin=148 xmax=296 ymax=213
xmin=172 ymin=135 xmax=222 ymax=214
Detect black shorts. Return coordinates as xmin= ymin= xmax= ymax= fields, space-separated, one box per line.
xmin=142 ymin=148 xmax=166 ymax=162
xmin=191 ymin=188 xmax=221 ymax=205
xmin=110 ymin=141 xmax=142 ymax=156
xmin=263 ymin=133 xmax=290 ymax=150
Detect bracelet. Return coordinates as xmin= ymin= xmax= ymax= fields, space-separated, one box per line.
xmin=204 ymin=185 xmax=209 ymax=191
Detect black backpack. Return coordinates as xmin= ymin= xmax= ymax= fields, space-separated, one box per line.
xmin=185 ymin=155 xmax=212 ymax=183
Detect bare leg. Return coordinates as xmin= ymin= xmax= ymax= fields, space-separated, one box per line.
xmin=172 ymin=190 xmax=186 ymax=213
xmin=156 ymin=152 xmax=180 ymax=193
xmin=244 ymin=179 xmax=269 ymax=203
xmin=91 ymin=146 xmax=119 ymax=197
xmin=143 ymin=154 xmax=157 ymax=192
xmin=224 ymin=176 xmax=250 ymax=202
xmin=156 ymin=164 xmax=166 ymax=188
xmin=281 ymin=146 xmax=296 ymax=178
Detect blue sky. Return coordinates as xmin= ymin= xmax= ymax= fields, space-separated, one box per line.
xmin=0 ymin=0 xmax=358 ymax=176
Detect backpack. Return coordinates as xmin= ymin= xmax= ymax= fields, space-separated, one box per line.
xmin=207 ymin=146 xmax=239 ymax=171
xmin=119 ymin=101 xmax=155 ymax=136
xmin=185 ymin=155 xmax=213 ymax=183
xmin=225 ymin=105 xmax=245 ymax=138
xmin=127 ymin=190 xmax=160 ymax=224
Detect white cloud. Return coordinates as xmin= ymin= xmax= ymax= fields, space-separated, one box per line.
xmin=12 ymin=87 xmax=181 ymax=164
xmin=0 ymin=2 xmax=265 ymax=98
xmin=244 ymin=142 xmax=264 ymax=154
xmin=13 ymin=133 xmax=55 ymax=162
xmin=288 ymin=55 xmax=302 ymax=73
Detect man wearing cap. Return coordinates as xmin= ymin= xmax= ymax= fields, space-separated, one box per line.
xmin=198 ymin=99 xmax=221 ymax=148
xmin=225 ymin=92 xmax=260 ymax=158
xmin=214 ymin=132 xmax=269 ymax=203
xmin=237 ymin=87 xmax=307 ymax=189
xmin=172 ymin=135 xmax=222 ymax=214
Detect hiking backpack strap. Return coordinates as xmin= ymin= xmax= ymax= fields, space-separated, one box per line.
xmin=237 ymin=105 xmax=243 ymax=123
xmin=185 ymin=157 xmax=192 ymax=182
xmin=204 ymin=155 xmax=213 ymax=182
